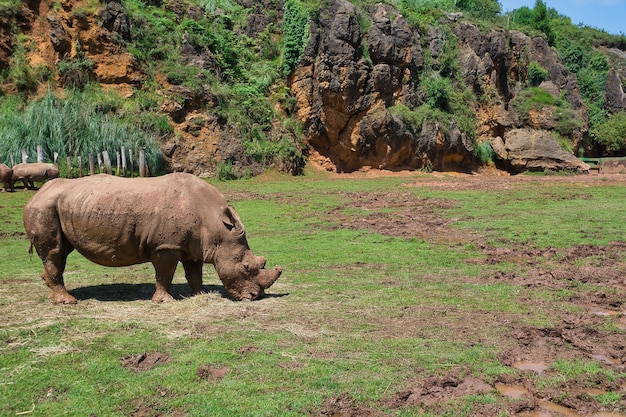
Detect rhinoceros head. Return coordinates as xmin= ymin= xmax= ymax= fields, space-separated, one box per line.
xmin=213 ymin=206 xmax=282 ymax=300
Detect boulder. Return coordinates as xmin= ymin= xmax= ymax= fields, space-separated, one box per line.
xmin=97 ymin=0 xmax=131 ymax=41
xmin=47 ymin=15 xmax=71 ymax=56
xmin=503 ymin=129 xmax=589 ymax=173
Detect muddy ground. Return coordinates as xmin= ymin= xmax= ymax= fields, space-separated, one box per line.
xmin=311 ymin=172 xmax=626 ymax=417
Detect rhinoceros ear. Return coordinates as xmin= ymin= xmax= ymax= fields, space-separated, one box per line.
xmin=221 ymin=205 xmax=245 ymax=235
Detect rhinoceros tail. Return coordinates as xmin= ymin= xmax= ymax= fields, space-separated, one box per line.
xmin=28 ymin=241 xmax=34 ymax=259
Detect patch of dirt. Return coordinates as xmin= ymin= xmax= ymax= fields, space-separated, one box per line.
xmin=122 ymin=352 xmax=171 ymax=372
xmin=315 ymin=393 xmax=390 ymax=417
xmin=387 ymin=373 xmax=497 ymax=411
xmin=196 ymin=364 xmax=229 ymax=381
xmin=325 ymin=191 xmax=471 ymax=244
xmin=128 ymin=397 xmax=187 ymax=417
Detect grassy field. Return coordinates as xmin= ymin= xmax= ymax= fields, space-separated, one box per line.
xmin=1 ymin=169 xmax=626 ymax=417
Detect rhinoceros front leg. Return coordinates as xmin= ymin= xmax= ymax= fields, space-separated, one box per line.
xmin=182 ymin=260 xmax=204 ymax=295
xmin=151 ymin=249 xmax=180 ymax=303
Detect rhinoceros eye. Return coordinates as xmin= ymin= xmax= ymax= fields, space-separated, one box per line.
xmin=242 ymin=262 xmax=249 ymax=271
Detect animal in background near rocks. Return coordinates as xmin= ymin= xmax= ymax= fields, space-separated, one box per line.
xmin=23 ymin=173 xmax=282 ymax=304
xmin=0 ymin=163 xmax=13 ymax=192
xmin=12 ymin=162 xmax=60 ymax=190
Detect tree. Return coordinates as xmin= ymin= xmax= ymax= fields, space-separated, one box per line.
xmin=592 ymin=111 xmax=626 ymax=153
xmin=456 ymin=0 xmax=500 ymax=19
xmin=532 ymin=0 xmax=555 ymax=45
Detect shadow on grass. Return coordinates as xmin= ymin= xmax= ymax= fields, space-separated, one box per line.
xmin=70 ymin=283 xmax=289 ymax=302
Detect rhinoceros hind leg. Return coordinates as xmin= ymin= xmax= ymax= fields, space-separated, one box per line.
xmin=42 ymin=261 xmax=76 ymax=304
xmin=151 ymin=249 xmax=180 ymax=303
xmin=182 ymin=260 xmax=204 ymax=295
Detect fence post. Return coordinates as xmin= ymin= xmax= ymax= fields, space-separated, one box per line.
xmin=66 ymin=157 xmax=73 ymax=179
xmin=10 ymin=155 xmax=14 ymax=167
xmin=121 ymin=146 xmax=127 ymax=177
xmin=53 ymin=152 xmax=59 ymax=165
xmin=37 ymin=145 xmax=44 ymax=163
xmin=77 ymin=156 xmax=83 ymax=177
xmin=89 ymin=153 xmax=95 ymax=176
xmin=139 ymin=150 xmax=147 ymax=177
xmin=129 ymin=149 xmax=134 ymax=177
xmin=102 ymin=151 xmax=112 ymax=175
xmin=21 ymin=150 xmax=28 ymax=164
xmin=97 ymin=153 xmax=103 ymax=173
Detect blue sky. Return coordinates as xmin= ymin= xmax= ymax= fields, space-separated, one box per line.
xmin=498 ymin=0 xmax=625 ymax=36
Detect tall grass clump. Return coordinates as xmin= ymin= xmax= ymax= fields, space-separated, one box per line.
xmin=0 ymin=89 xmax=163 ymax=173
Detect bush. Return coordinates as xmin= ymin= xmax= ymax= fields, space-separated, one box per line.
xmin=475 ymin=140 xmax=496 ymax=164
xmin=423 ymin=74 xmax=453 ymax=111
xmin=591 ymin=111 xmax=626 ymax=153
xmin=510 ymin=87 xmax=558 ymax=122
xmin=7 ymin=40 xmax=53 ymax=93
xmin=283 ymin=0 xmax=311 ymax=75
xmin=456 ymin=0 xmax=500 ymax=19
xmin=527 ymin=61 xmax=548 ymax=86
xmin=217 ymin=160 xmax=238 ymax=180
xmin=58 ymin=56 xmax=95 ymax=89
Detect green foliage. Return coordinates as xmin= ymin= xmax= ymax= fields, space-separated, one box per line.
xmin=217 ymin=160 xmax=237 ymax=180
xmin=559 ymin=41 xmax=610 ymax=133
xmin=58 ymin=54 xmax=94 ymax=89
xmin=591 ymin=111 xmax=626 ymax=153
xmin=475 ymin=140 xmax=495 ymax=164
xmin=388 ymin=103 xmax=428 ymax=134
xmin=5 ymin=39 xmax=53 ymax=93
xmin=594 ymin=392 xmax=622 ymax=408
xmin=510 ymin=86 xmax=581 ymax=136
xmin=163 ymin=61 xmax=203 ymax=86
xmin=456 ymin=0 xmax=500 ymax=20
xmin=283 ymin=0 xmax=311 ymax=75
xmin=423 ymin=73 xmax=453 ymax=110
xmin=511 ymin=6 xmax=534 ymax=26
xmin=245 ymin=135 xmax=304 ymax=169
xmin=527 ymin=61 xmax=548 ymax=86
xmin=561 ymin=43 xmax=586 ymax=73
xmin=531 ymin=0 xmax=555 ymax=45
xmin=399 ymin=0 xmax=449 ymax=31
xmin=0 ymin=0 xmax=20 ymax=11
xmin=510 ymin=87 xmax=557 ymax=121
xmin=0 ymin=90 xmax=164 ymax=173
xmin=197 ymin=0 xmax=240 ymax=14
xmin=510 ymin=85 xmax=581 ymax=137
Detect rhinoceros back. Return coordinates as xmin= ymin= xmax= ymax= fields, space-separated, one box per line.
xmin=13 ymin=163 xmax=59 ymax=181
xmin=48 ymin=174 xmax=224 ymax=267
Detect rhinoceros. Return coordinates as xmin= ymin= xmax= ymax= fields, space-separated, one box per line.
xmin=23 ymin=173 xmax=282 ymax=304
xmin=0 ymin=163 xmax=13 ymax=192
xmin=12 ymin=162 xmax=60 ymax=190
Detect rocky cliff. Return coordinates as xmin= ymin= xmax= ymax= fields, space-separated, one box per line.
xmin=289 ymin=0 xmax=591 ymax=173
xmin=2 ymin=0 xmax=624 ymax=175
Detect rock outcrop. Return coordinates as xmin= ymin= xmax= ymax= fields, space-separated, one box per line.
xmin=605 ymin=69 xmax=626 ymax=114
xmin=289 ymin=0 xmax=590 ymax=173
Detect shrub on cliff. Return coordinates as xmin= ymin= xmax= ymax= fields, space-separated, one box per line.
xmin=592 ymin=111 xmax=626 ymax=154
xmin=283 ymin=0 xmax=311 ymax=75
